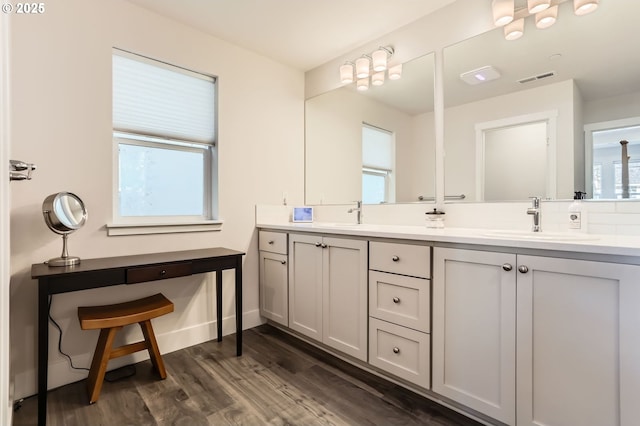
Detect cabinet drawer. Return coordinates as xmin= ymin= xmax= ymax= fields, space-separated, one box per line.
xmin=259 ymin=230 xmax=288 ymax=254
xmin=126 ymin=262 xmax=192 ymax=284
xmin=369 ymin=318 xmax=430 ymax=389
xmin=369 ymin=271 xmax=430 ymax=332
xmin=370 ymin=241 xmax=430 ymax=278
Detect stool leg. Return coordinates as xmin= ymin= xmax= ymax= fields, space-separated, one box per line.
xmin=139 ymin=320 xmax=167 ymax=379
xmin=86 ymin=327 xmax=120 ymax=404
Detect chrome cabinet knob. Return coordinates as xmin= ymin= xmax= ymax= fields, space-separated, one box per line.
xmin=315 ymin=242 xmax=321 ymax=247
xmin=321 ymin=243 xmax=327 ymax=248
xmin=281 ymin=260 xmax=286 ymax=265
xmin=502 ymin=264 xmax=513 ymax=271
xmin=392 ymin=347 xmax=400 ymax=354
xmin=392 ymin=297 xmax=400 ymax=304
xmin=518 ymin=265 xmax=529 ymax=274
xmin=268 ymin=240 xmax=274 ymax=245
xmin=392 ymin=255 xmax=400 ymax=262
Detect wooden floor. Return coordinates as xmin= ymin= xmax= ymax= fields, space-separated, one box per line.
xmin=13 ymin=324 xmax=481 ymax=426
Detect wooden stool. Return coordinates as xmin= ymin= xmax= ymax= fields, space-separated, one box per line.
xmin=77 ymin=293 xmax=174 ymax=403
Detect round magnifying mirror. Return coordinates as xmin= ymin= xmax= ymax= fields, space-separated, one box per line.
xmin=42 ymin=192 xmax=87 ymax=266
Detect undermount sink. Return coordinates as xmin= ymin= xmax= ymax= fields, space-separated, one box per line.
xmin=483 ymin=230 xmax=599 ymax=241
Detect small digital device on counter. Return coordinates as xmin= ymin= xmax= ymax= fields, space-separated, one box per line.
xmin=292 ymin=206 xmax=313 ymax=223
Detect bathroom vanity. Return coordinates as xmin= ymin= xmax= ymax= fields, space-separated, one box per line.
xmin=257 ymin=222 xmax=640 ymax=426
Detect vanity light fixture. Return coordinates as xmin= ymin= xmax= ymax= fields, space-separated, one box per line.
xmin=339 ymin=46 xmax=399 ymax=90
xmin=528 ymin=0 xmax=551 ymax=14
xmin=494 ymin=0 xmax=599 ymax=41
xmin=574 ymin=0 xmax=598 ymax=15
xmin=536 ymin=5 xmax=558 ymax=28
xmin=492 ymin=0 xmax=514 ymax=26
xmin=340 ymin=62 xmax=355 ymax=84
xmin=356 ymin=56 xmax=370 ymax=79
xmin=504 ymin=18 xmax=525 ymax=40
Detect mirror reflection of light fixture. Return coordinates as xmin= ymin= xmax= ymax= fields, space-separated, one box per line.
xmin=492 ymin=0 xmax=514 ymax=26
xmin=536 ymin=5 xmax=558 ymax=29
xmin=574 ymin=0 xmax=599 ymax=15
xmin=340 ymin=62 xmax=354 ymax=84
xmin=528 ymin=0 xmax=550 ymax=14
xmin=504 ymin=18 xmax=525 ymax=40
xmin=372 ymin=71 xmax=385 ymax=86
xmin=357 ymin=77 xmax=369 ymax=91
xmin=339 ymin=45 xmax=399 ymax=89
xmin=388 ymin=64 xmax=402 ymax=80
xmin=42 ymin=192 xmax=87 ymax=266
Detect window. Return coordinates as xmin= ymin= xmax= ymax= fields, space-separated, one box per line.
xmin=362 ymin=124 xmax=394 ymax=204
xmin=111 ymin=49 xmax=218 ymax=233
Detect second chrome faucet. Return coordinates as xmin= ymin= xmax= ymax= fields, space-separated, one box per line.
xmin=527 ymin=197 xmax=541 ymax=232
xmin=348 ymin=200 xmax=362 ymax=224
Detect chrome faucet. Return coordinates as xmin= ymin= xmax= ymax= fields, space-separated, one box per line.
xmin=527 ymin=197 xmax=541 ymax=232
xmin=348 ymin=200 xmax=362 ymax=224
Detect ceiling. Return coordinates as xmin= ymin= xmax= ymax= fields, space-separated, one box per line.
xmin=124 ymin=0 xmax=456 ymax=71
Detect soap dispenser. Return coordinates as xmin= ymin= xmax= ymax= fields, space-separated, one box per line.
xmin=568 ymin=191 xmax=586 ymax=231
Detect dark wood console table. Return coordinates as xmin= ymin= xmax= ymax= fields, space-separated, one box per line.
xmin=31 ymin=247 xmax=245 ymax=426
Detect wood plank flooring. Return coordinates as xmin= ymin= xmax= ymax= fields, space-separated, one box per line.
xmin=13 ymin=324 xmax=482 ymax=425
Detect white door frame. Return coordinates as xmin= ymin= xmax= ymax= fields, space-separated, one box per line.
xmin=1 ymin=11 xmax=12 ymax=425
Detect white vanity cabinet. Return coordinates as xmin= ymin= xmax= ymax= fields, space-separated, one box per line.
xmin=258 ymin=230 xmax=289 ymax=326
xmin=288 ymin=233 xmax=368 ymax=361
xmin=432 ymin=248 xmax=516 ymax=425
xmin=368 ymin=241 xmax=431 ymax=388
xmin=433 ymin=247 xmax=640 ymax=426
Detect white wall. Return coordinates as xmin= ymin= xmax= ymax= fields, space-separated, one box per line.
xmin=9 ymin=0 xmax=304 ymax=398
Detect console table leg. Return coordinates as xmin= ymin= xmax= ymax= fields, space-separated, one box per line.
xmin=216 ymin=270 xmax=222 ymax=342
xmin=37 ymin=283 xmax=49 ymax=426
xmin=235 ymin=257 xmax=242 ymax=356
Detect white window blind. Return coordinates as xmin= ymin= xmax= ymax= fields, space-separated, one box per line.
xmin=113 ymin=50 xmax=215 ymax=144
xmin=362 ymin=125 xmax=393 ymax=170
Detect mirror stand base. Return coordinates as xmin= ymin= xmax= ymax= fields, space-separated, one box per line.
xmin=46 ymin=256 xmax=80 ymax=267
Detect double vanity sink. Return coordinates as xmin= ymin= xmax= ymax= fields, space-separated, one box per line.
xmin=258 ymin=219 xmax=640 ymax=426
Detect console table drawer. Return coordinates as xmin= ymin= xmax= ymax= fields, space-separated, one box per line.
xmin=126 ymin=262 xmax=192 ymax=284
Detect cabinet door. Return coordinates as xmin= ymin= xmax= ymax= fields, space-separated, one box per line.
xmin=259 ymin=251 xmax=288 ymax=326
xmin=433 ymin=248 xmax=516 ymax=425
xmin=288 ymin=234 xmax=323 ymax=340
xmin=322 ymin=237 xmax=368 ymax=361
xmin=517 ymin=256 xmax=640 ymax=426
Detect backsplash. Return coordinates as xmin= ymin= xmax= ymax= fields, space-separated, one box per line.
xmin=256 ymin=201 xmax=640 ymax=236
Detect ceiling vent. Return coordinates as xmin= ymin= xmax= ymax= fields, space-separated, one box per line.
xmin=518 ymin=71 xmax=556 ymax=84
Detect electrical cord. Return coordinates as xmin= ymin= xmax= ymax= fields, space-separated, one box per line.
xmin=48 ymin=295 xmax=90 ymax=372
xmin=48 ymin=295 xmax=136 ymax=381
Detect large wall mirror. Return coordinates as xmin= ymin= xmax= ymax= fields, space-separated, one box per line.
xmin=305 ymin=52 xmax=436 ymax=205
xmin=444 ymin=0 xmax=640 ymax=202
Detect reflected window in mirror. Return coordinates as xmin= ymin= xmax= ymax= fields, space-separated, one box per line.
xmin=305 ymin=52 xmax=436 ymax=205
xmin=362 ymin=124 xmax=394 ymax=204
xmin=589 ymin=123 xmax=640 ymax=199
